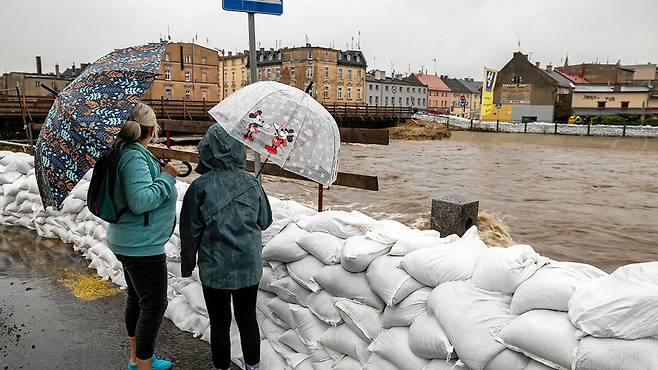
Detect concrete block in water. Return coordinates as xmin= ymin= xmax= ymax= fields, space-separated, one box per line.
xmin=431 ymin=194 xmax=479 ymax=237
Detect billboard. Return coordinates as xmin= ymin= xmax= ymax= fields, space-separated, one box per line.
xmin=481 ymin=67 xmax=498 ymax=118
xmin=501 ymin=84 xmax=532 ymax=104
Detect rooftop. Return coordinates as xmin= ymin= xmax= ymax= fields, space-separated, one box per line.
xmin=542 ymin=69 xmax=573 ymax=88
xmin=413 ymin=73 xmax=450 ymax=91
xmin=459 ymin=79 xmax=483 ymax=94
xmin=366 ymin=73 xmax=426 ymax=87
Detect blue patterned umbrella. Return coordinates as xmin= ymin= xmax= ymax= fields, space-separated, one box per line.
xmin=34 ymin=42 xmax=167 ymax=208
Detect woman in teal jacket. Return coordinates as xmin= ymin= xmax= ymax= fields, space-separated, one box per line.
xmin=180 ymin=124 xmax=272 ymax=370
xmin=107 ymin=103 xmax=178 ymax=370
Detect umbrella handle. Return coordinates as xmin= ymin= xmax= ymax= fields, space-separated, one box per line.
xmin=256 ymin=156 xmax=270 ymax=178
xmin=158 ymin=158 xmax=193 ymax=178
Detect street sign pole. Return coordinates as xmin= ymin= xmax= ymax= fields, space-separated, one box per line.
xmin=247 ymin=12 xmax=262 ymax=182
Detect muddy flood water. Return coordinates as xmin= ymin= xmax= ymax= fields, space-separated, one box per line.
xmin=253 ymin=133 xmax=658 ymax=272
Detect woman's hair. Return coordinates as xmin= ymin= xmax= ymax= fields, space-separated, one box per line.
xmin=113 ymin=103 xmax=160 ymax=150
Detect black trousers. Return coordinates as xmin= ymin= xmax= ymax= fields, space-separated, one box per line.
xmin=202 ymin=284 xmax=260 ymax=369
xmin=116 ymin=253 xmax=168 ymax=360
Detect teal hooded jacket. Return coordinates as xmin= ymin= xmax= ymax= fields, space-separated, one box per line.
xmin=180 ymin=124 xmax=273 ymax=290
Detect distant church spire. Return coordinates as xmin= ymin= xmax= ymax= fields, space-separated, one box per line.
xmin=564 ymin=52 xmax=569 ymax=67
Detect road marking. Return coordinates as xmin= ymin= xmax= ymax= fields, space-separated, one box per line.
xmin=57 ymin=268 xmax=121 ymax=301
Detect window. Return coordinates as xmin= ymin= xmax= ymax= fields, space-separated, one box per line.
xmin=165 ymin=53 xmax=171 ymax=62
xmin=411 ymin=97 xmax=415 ymax=106
xmin=621 ymin=101 xmax=630 ymax=109
xmin=347 ymin=54 xmax=351 ymax=62
xmin=356 ymin=56 xmax=360 ymax=63
xmin=241 ymin=70 xmax=245 ymax=81
xmin=423 ymin=98 xmax=426 ymax=106
xmin=406 ymin=97 xmax=410 ymax=106
xmin=413 ymin=88 xmax=416 ymax=93
xmin=231 ymin=71 xmax=235 ymax=81
xmin=385 ymin=97 xmax=389 ymax=105
xmin=201 ymin=57 xmax=207 ymax=64
xmin=338 ymin=53 xmax=342 ymax=61
xmin=375 ymin=85 xmax=379 ymax=91
xmin=347 ymin=86 xmax=352 ymax=100
xmin=278 ymin=52 xmax=282 ymax=60
xmin=164 ymin=69 xmax=171 ymax=81
xmin=202 ymin=69 xmax=208 ymax=83
xmin=267 ymin=68 xmax=272 ymax=80
xmin=357 ymin=87 xmax=362 ymax=100
xmin=258 ymin=69 xmax=262 ymax=80
xmin=291 ymin=67 xmax=296 ymax=78
xmin=184 ymin=55 xmax=191 ymax=63
xmin=307 ymin=66 xmax=313 ymax=78
xmin=325 ymin=52 xmax=329 ymax=61
xmin=369 ymin=84 xmax=373 ymax=91
xmin=276 ymin=68 xmax=281 ymax=80
xmin=324 ymin=67 xmax=329 ymax=79
xmin=202 ymin=87 xmax=208 ymax=100
xmin=347 ymin=69 xmax=352 ymax=80
xmin=164 ymin=87 xmax=172 ymax=100
xmin=385 ymin=85 xmax=389 ymax=92
xmin=357 ymin=70 xmax=362 ymax=80
xmin=407 ymin=87 xmax=410 ymax=93
xmin=375 ymin=96 xmax=379 ymax=105
xmin=399 ymin=97 xmax=402 ymax=105
xmin=512 ymin=75 xmax=522 ymax=84
xmin=259 ymin=54 xmax=264 ymax=62
xmin=185 ymin=88 xmax=191 ymax=100
xmin=324 ymin=84 xmax=330 ymax=98
xmin=35 ymin=81 xmax=41 ymax=88
xmin=184 ymin=71 xmax=191 ymax=82
xmin=268 ymin=53 xmax=273 ymax=61
xmin=597 ymin=101 xmax=606 ymax=108
xmin=369 ymin=96 xmax=373 ymax=104
xmin=338 ymin=68 xmax=343 ymax=80
xmin=338 ymin=86 xmax=343 ymax=99
xmin=307 ymin=51 xmax=312 ymax=60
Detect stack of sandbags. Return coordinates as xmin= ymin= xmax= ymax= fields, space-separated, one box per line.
xmin=0 ymin=151 xmax=40 ymax=229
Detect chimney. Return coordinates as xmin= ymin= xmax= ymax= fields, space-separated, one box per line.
xmin=228 ymin=51 xmax=233 ymax=56
xmin=305 ymin=43 xmax=311 ymax=47
xmin=535 ymin=61 xmax=541 ymax=68
xmin=55 ymin=64 xmax=60 ymax=78
xmin=546 ymin=65 xmax=553 ymax=72
xmin=72 ymin=63 xmax=76 ymax=71
xmin=36 ymin=56 xmax=43 ymax=74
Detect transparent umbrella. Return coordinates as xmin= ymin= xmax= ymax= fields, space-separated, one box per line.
xmin=208 ymin=81 xmax=340 ymax=186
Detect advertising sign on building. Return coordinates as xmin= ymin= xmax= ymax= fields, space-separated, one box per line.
xmin=501 ymin=84 xmax=532 ymax=104
xmin=481 ymin=67 xmax=498 ymax=118
xmin=222 ymin=0 xmax=283 ymax=15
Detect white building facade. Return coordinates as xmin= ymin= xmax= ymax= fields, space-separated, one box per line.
xmin=366 ymin=70 xmax=428 ymax=110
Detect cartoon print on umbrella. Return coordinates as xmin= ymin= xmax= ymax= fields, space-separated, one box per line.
xmin=265 ymin=123 xmax=295 ymax=155
xmin=243 ymin=110 xmax=265 ymax=141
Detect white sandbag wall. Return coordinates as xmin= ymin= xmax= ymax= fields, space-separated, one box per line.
xmin=1 ymin=150 xmax=657 ymax=370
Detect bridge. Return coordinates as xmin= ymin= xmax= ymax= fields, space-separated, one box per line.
xmin=0 ymin=95 xmax=414 ymax=136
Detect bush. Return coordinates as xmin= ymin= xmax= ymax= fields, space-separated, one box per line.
xmin=642 ymin=118 xmax=658 ymax=126
xmin=601 ymin=115 xmax=627 ymax=125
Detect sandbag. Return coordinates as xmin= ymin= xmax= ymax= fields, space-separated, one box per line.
xmin=266 ymin=297 xmax=296 ymax=329
xmin=484 ymin=349 xmax=530 ymax=370
xmin=279 ymin=329 xmax=310 ymax=354
xmin=430 ymin=280 xmax=516 ymax=370
xmin=368 ymin=327 xmax=430 ymax=370
xmin=390 ymin=233 xmax=460 ymax=256
xmin=306 ymin=290 xmax=342 ymax=326
xmin=424 ymin=359 xmax=470 ymax=370
xmin=510 ymin=261 xmax=607 ymax=315
xmin=332 ymin=356 xmax=362 ymax=370
xmin=290 ymin=305 xmax=330 ymax=345
xmin=261 ymin=339 xmax=290 ymax=369
xmin=366 ymin=255 xmax=425 ymax=306
xmin=568 ymin=261 xmax=658 ymax=340
xmin=382 ymin=287 xmax=431 ymax=328
xmin=341 ymin=235 xmax=391 ymax=273
xmin=573 ymin=336 xmax=658 ymax=370
xmin=314 ymin=265 xmax=385 ymax=311
xmin=270 ymin=276 xmax=311 ymax=307
xmin=409 ymin=313 xmax=454 ymax=360
xmin=319 ymin=324 xmax=371 ymax=364
xmin=523 ymin=360 xmax=554 ymax=370
xmin=334 ymin=298 xmax=383 ymax=342
xmin=181 ymin=281 xmax=207 ymax=315
xmin=365 ymin=219 xmax=435 ymax=245
xmin=363 ymin=354 xmax=398 ymax=370
xmin=401 ymin=226 xmax=487 ymax=287
xmin=496 ymin=310 xmax=578 ymax=370
xmin=287 ymin=255 xmax=325 ymax=292
xmin=297 ymin=232 xmax=344 ymax=265
xmin=262 ymin=223 xmax=310 ymax=262
xmin=260 ymin=266 xmax=279 ymax=293
xmin=296 ymin=210 xmax=376 ymax=239
xmin=471 ymin=245 xmax=549 ymax=293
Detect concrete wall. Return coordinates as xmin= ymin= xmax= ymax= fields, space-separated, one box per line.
xmin=558 ymin=64 xmax=634 ymax=84
xmin=572 ymin=91 xmax=650 ymax=109
xmin=511 ymin=105 xmax=554 ymax=122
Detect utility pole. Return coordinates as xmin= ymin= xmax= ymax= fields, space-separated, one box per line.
xmin=248 ymin=12 xmax=262 ymax=181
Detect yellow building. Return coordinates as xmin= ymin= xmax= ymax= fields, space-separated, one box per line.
xmin=571 ymin=84 xmax=652 ymax=118
xmin=143 ymin=42 xmax=220 ymax=102
xmin=219 ymin=51 xmax=250 ymax=100
xmin=222 ymin=44 xmax=367 ymax=105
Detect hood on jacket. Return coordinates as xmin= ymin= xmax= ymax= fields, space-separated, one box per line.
xmin=196 ymin=124 xmax=246 ymax=174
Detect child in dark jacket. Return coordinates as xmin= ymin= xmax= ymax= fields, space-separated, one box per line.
xmin=180 ymin=124 xmax=272 ymax=370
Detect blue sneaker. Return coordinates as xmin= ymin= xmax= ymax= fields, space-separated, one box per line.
xmin=127 ymin=355 xmax=172 ymax=370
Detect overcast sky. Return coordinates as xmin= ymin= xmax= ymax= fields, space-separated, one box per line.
xmin=2 ymin=0 xmax=657 ymax=79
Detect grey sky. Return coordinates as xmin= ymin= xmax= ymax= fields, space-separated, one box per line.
xmin=2 ymin=0 xmax=657 ymax=79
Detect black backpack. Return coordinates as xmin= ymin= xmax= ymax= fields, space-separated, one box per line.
xmin=87 ymin=144 xmax=155 ymax=224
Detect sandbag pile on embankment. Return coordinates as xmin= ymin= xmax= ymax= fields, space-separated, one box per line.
xmin=1 ymin=150 xmax=657 ymax=370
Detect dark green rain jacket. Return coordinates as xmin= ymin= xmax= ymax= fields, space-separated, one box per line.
xmin=180 ymin=124 xmax=273 ymax=289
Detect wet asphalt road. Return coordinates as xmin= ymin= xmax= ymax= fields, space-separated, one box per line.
xmin=0 ymin=226 xmax=225 ymax=370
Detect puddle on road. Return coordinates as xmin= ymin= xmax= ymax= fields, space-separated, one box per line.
xmin=0 ymin=225 xmax=120 ymax=301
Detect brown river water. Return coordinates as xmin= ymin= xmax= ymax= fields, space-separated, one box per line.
xmin=238 ymin=132 xmax=658 ymax=272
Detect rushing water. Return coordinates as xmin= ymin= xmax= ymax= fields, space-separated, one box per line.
xmin=255 ymin=134 xmax=658 ymax=272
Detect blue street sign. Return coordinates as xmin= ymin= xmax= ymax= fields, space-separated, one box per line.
xmin=460 ymin=101 xmax=467 ymax=108
xmin=223 ymin=0 xmax=283 ymax=15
